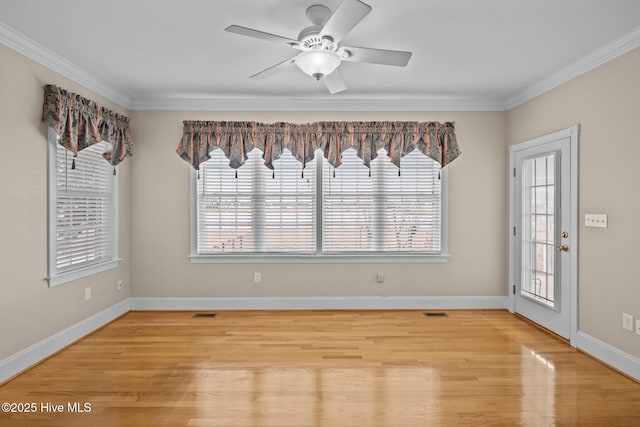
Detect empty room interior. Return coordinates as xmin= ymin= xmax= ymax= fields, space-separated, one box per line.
xmin=1 ymin=0 xmax=640 ymax=425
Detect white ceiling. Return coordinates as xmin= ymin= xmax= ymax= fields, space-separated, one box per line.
xmin=1 ymin=0 xmax=640 ymax=110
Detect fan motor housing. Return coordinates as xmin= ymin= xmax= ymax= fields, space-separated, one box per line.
xmin=297 ymin=27 xmax=335 ymax=50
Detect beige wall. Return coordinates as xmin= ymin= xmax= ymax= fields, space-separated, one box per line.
xmin=0 ymin=44 xmax=131 ymax=360
xmin=508 ymin=47 xmax=640 ymax=358
xmin=130 ymin=110 xmax=508 ymax=298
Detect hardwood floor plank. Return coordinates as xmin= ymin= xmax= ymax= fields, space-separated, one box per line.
xmin=1 ymin=310 xmax=639 ymax=426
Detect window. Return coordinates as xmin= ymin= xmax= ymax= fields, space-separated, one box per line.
xmin=195 ymin=148 xmax=316 ymax=254
xmin=192 ymin=147 xmax=446 ymax=261
xmin=323 ymin=148 xmax=442 ymax=254
xmin=48 ymin=128 xmax=119 ymax=286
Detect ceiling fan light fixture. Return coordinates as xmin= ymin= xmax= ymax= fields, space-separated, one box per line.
xmin=225 ymin=0 xmax=411 ymax=93
xmin=295 ymin=50 xmax=341 ymax=79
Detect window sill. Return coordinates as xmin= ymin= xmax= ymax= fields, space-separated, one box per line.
xmin=47 ymin=259 xmax=121 ymax=287
xmin=189 ymin=254 xmax=449 ymax=264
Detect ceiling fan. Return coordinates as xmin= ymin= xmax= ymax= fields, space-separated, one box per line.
xmin=225 ymin=0 xmax=412 ymax=94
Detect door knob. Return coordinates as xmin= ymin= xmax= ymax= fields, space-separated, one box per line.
xmin=557 ymin=244 xmax=569 ymax=252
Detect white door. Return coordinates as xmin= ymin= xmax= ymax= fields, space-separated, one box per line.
xmin=509 ymin=126 xmax=578 ymax=341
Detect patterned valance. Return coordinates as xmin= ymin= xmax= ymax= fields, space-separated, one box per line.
xmin=42 ymin=84 xmax=134 ymax=167
xmin=176 ymin=121 xmax=460 ymax=171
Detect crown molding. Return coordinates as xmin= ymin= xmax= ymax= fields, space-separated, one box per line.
xmin=0 ymin=21 xmax=132 ymax=109
xmin=505 ymin=25 xmax=640 ymax=110
xmin=128 ymin=96 xmax=507 ymax=112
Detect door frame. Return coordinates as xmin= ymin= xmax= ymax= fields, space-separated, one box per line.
xmin=508 ymin=125 xmax=579 ymax=346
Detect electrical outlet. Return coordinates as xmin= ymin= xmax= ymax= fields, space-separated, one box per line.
xmin=636 ymin=320 xmax=640 ymax=336
xmin=254 ymin=272 xmax=261 ymax=284
xmin=376 ymin=272 xmax=385 ymax=283
xmin=84 ymin=287 xmax=92 ymax=300
xmin=623 ymin=313 xmax=634 ymax=331
xmin=117 ymin=280 xmax=123 ymax=291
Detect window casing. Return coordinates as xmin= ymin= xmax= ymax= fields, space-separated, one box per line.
xmin=191 ymin=147 xmax=447 ymax=262
xmin=48 ymin=128 xmax=119 ymax=286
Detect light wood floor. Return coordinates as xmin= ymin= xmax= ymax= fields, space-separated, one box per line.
xmin=1 ymin=310 xmax=639 ymax=426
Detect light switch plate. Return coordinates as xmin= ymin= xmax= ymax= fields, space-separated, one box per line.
xmin=585 ymin=213 xmax=607 ymax=228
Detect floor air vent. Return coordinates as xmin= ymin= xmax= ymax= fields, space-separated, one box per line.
xmin=193 ymin=313 xmax=217 ymax=318
xmin=424 ymin=312 xmax=448 ymax=317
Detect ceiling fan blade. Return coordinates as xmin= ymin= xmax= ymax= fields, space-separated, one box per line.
xmin=324 ymin=69 xmax=347 ymax=94
xmin=250 ymin=56 xmax=298 ymax=80
xmin=340 ymin=46 xmax=412 ymax=67
xmin=225 ymin=25 xmax=299 ymax=48
xmin=319 ymin=0 xmax=372 ymax=44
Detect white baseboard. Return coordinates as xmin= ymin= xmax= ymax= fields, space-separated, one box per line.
xmin=574 ymin=330 xmax=640 ymax=382
xmin=0 ymin=298 xmax=130 ymax=384
xmin=129 ymin=296 xmax=508 ymax=311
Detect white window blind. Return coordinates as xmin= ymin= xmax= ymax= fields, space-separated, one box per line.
xmin=322 ymin=149 xmax=375 ymax=252
xmin=197 ymin=148 xmax=316 ymax=254
xmin=323 ymin=148 xmax=442 ymax=254
xmin=50 ymin=136 xmax=117 ymax=283
xmin=193 ymin=147 xmax=444 ymax=259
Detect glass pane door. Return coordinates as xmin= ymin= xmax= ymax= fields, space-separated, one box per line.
xmin=521 ymin=154 xmax=557 ymax=308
